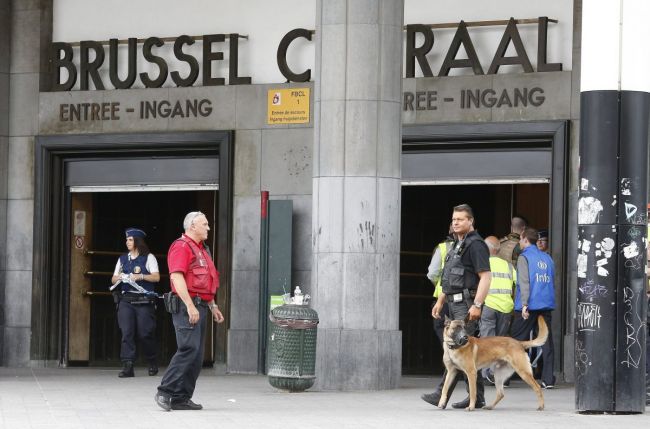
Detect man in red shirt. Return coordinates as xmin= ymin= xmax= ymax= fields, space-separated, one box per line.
xmin=155 ymin=211 xmax=224 ymax=411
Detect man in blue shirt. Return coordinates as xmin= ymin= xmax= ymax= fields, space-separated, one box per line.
xmin=512 ymin=227 xmax=556 ymax=389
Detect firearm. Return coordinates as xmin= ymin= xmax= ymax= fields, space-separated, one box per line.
xmin=110 ymin=273 xmax=155 ymax=296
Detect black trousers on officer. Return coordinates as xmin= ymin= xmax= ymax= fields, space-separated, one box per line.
xmin=430 ymin=293 xmax=485 ymax=402
xmin=444 ymin=297 xmax=485 ymax=401
xmin=510 ymin=310 xmax=554 ymax=386
xmin=157 ymin=304 xmax=208 ymax=402
xmin=117 ymin=300 xmax=157 ymax=363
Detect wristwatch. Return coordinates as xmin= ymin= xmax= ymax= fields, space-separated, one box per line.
xmin=209 ymin=303 xmax=218 ymax=311
xmin=472 ymin=301 xmax=483 ymax=309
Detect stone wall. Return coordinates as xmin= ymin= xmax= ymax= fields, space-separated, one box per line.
xmin=38 ymin=82 xmax=314 ymax=372
xmin=0 ymin=0 xmax=10 ymax=365
xmin=1 ymin=0 xmax=52 ymax=366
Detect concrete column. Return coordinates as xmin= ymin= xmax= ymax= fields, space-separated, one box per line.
xmin=0 ymin=0 xmax=10 ymax=364
xmin=311 ymin=0 xmax=403 ymax=390
xmin=2 ymin=0 xmax=52 ymax=366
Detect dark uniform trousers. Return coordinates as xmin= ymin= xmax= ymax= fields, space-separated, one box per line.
xmin=157 ymin=303 xmax=208 ymax=402
xmin=445 ymin=294 xmax=485 ymax=400
xmin=117 ymin=300 xmax=157 ymax=363
xmin=447 ymin=296 xmax=479 ymax=332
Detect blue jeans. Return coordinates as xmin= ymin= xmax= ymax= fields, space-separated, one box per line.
xmin=157 ymin=304 xmax=208 ymax=401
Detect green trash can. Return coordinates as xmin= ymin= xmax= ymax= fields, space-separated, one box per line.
xmin=267 ymin=304 xmax=319 ymax=392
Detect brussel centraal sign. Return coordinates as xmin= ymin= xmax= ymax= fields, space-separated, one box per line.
xmin=50 ymin=17 xmax=561 ymax=91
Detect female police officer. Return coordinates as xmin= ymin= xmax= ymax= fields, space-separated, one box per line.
xmin=111 ymin=228 xmax=160 ymax=378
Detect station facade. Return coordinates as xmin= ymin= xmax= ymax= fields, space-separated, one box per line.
xmin=0 ymin=0 xmax=581 ymax=389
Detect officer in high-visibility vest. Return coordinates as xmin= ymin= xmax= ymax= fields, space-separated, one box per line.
xmin=426 ymin=232 xmax=454 ymax=345
xmin=479 ymin=236 xmax=516 ymax=383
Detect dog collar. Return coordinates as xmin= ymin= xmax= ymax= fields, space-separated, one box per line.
xmin=445 ymin=341 xmax=462 ymax=350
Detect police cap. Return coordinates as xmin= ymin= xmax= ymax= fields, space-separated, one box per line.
xmin=125 ymin=228 xmax=146 ymax=238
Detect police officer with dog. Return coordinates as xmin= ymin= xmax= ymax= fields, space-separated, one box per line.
xmin=110 ymin=227 xmax=160 ymax=378
xmin=422 ymin=204 xmax=492 ymax=409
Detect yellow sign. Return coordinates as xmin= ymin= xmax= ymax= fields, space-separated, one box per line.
xmin=267 ymin=88 xmax=310 ymax=124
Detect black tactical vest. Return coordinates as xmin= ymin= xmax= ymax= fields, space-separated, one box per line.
xmin=441 ymin=232 xmax=482 ymax=295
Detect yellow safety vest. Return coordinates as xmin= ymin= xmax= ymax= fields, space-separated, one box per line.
xmin=484 ymin=256 xmax=516 ymax=313
xmin=433 ymin=241 xmax=452 ymax=298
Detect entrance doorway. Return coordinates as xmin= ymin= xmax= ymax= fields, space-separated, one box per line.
xmin=68 ymin=190 xmax=217 ymax=366
xmin=32 ymin=131 xmax=233 ymax=366
xmin=400 ymin=183 xmax=549 ymax=374
xmin=399 ymin=120 xmax=569 ymax=376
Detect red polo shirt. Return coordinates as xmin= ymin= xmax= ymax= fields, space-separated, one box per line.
xmin=167 ymin=233 xmax=219 ymax=301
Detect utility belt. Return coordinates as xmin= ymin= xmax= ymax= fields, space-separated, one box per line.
xmin=163 ymin=292 xmax=210 ymax=314
xmin=121 ymin=293 xmax=156 ymax=305
xmin=447 ymin=288 xmax=476 ymax=305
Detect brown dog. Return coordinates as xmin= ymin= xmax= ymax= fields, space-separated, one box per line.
xmin=438 ymin=315 xmax=547 ymax=411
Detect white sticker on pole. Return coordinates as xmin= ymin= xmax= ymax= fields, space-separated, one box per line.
xmin=74 ymin=210 xmax=86 ymax=236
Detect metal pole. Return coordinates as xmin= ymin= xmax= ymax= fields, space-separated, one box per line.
xmin=257 ymin=191 xmax=270 ymax=373
xmin=576 ymin=91 xmax=620 ymax=412
xmin=577 ymin=1 xmax=650 ymax=410
xmin=614 ymin=92 xmax=649 ymax=412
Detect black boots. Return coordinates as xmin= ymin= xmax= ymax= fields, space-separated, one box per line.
xmin=451 ymin=395 xmax=486 ymax=409
xmin=119 ymin=361 xmax=158 ymax=377
xmin=155 ymin=392 xmax=171 ymax=411
xmin=171 ymin=399 xmax=203 ymax=410
xmin=118 ymin=361 xmax=134 ymax=378
xmin=421 ymin=370 xmax=485 ymax=409
xmin=451 ymin=375 xmax=485 ymax=409
xmin=421 ymin=370 xmax=459 ymax=407
xmin=148 ymin=364 xmax=159 ymax=376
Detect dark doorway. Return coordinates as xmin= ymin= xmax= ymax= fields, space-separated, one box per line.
xmin=399 ymin=183 xmax=550 ymax=375
xmin=69 ymin=190 xmax=217 ymax=366
xmin=33 ymin=131 xmax=233 ymax=366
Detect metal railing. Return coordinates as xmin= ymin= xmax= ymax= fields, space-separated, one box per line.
xmin=84 ymin=249 xmax=167 ymax=258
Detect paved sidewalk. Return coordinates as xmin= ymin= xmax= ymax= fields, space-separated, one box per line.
xmin=0 ymin=367 xmax=647 ymax=429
